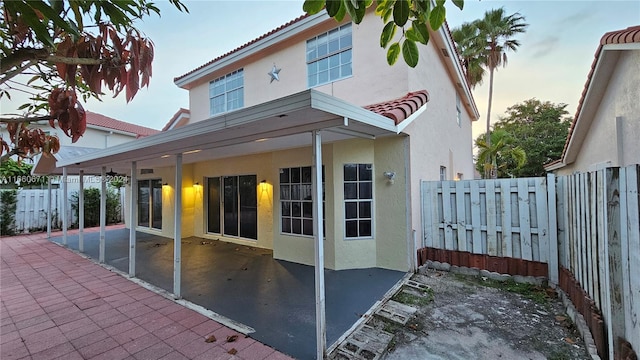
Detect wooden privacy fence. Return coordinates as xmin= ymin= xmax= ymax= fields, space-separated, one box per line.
xmin=556 ymin=165 xmax=640 ymax=359
xmin=419 ymin=165 xmax=640 ymax=359
xmin=420 ymin=176 xmax=557 ymax=279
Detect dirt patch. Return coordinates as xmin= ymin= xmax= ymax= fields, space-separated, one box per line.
xmin=376 ymin=269 xmax=590 ymax=360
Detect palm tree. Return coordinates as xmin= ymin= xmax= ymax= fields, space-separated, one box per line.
xmin=475 ymin=129 xmax=527 ymax=179
xmin=452 ymin=22 xmax=486 ymax=89
xmin=475 ymin=8 xmax=528 ymax=150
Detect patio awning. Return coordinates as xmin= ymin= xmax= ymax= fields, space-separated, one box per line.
xmin=42 ymin=89 xmax=403 ymax=176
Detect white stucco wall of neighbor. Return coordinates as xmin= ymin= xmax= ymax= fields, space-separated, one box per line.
xmin=558 ymin=50 xmax=640 ymax=175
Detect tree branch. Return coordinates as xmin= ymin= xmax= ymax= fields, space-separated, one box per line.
xmin=0 ymin=115 xmax=51 ymax=123
xmin=1 ymin=47 xmax=105 ymax=75
xmin=0 ymin=60 xmax=38 ymax=86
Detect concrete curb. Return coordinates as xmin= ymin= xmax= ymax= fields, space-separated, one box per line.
xmin=420 ymin=260 xmax=548 ymax=287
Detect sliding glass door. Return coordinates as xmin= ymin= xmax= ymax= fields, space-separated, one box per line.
xmin=207 ymin=175 xmax=257 ymax=240
xmin=138 ymin=179 xmax=162 ymax=230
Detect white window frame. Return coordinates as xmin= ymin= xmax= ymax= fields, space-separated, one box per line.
xmin=306 ymin=23 xmax=352 ymax=88
xmin=344 ymin=163 xmax=373 ymax=239
xmin=279 ymin=166 xmax=325 ymax=237
xmin=209 ymin=69 xmax=244 ymax=116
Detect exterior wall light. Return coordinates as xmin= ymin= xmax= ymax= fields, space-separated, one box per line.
xmin=383 ymin=171 xmax=396 ymax=184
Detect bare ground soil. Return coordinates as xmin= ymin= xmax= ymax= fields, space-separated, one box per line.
xmin=376 ymin=269 xmax=591 ymax=360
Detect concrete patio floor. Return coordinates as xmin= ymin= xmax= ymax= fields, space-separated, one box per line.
xmin=0 ymin=230 xmax=293 ymax=360
xmin=50 ymin=227 xmax=405 ymax=360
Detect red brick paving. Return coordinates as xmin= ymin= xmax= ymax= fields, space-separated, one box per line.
xmin=0 ymin=229 xmax=294 ymax=360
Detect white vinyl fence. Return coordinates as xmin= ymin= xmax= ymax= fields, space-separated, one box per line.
xmin=11 ymin=188 xmax=125 ymax=233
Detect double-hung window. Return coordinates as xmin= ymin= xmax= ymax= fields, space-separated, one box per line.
xmin=280 ymin=166 xmax=325 ymax=236
xmin=306 ymin=24 xmax=352 ymax=87
xmin=344 ymin=164 xmax=373 ymax=238
xmin=209 ymin=69 xmax=244 ymax=116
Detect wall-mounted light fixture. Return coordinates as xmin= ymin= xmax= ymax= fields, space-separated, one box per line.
xmin=163 ymin=182 xmax=168 ymax=186
xmin=194 ymin=182 xmax=199 ymax=186
xmin=383 ymin=171 xmax=396 ymax=185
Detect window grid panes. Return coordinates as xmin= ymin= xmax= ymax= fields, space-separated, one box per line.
xmin=307 ymin=24 xmax=352 ymax=87
xmin=344 ymin=164 xmax=372 ymax=238
xmin=209 ymin=69 xmax=244 ymax=116
xmin=280 ymin=166 xmax=325 ymax=236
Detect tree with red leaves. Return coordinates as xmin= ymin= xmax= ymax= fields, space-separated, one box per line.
xmin=0 ymin=0 xmax=188 ymax=163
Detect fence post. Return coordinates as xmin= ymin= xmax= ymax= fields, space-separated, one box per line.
xmin=546 ymin=173 xmax=559 ymax=284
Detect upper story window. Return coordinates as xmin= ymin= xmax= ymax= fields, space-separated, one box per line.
xmin=209 ymin=69 xmax=244 ymax=116
xmin=307 ymin=23 xmax=352 ymax=87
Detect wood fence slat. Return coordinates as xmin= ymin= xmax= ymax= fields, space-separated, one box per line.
xmin=442 ymin=181 xmax=454 ymax=250
xmin=486 ymin=180 xmax=498 ymax=256
xmin=546 ymin=173 xmax=559 ymax=284
xmin=500 ymin=179 xmax=513 ymax=258
xmin=455 ymin=180 xmax=467 ymax=252
xmin=597 ymin=169 xmax=609 ymax=318
xmin=536 ymin=177 xmax=549 ymax=263
xmin=422 ymin=181 xmax=434 ymax=248
xmin=589 ymin=172 xmax=600 ymax=307
xmin=580 ymin=173 xmax=590 ymax=296
xmin=517 ymin=178 xmax=532 ymax=261
xmin=470 ymin=180 xmax=482 ymax=254
xmin=562 ymin=176 xmax=571 ymax=268
xmin=624 ymin=165 xmax=640 ymax=351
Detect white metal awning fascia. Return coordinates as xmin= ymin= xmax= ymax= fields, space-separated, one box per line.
xmin=50 ymin=89 xmax=398 ymax=175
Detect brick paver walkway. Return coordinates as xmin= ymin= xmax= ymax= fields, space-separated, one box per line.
xmin=0 ymin=229 xmax=293 ymax=360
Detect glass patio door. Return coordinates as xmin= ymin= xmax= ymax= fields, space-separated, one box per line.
xmin=207 ymin=175 xmax=257 ymax=240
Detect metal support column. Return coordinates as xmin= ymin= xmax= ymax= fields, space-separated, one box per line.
xmin=129 ymin=162 xmax=137 ymax=277
xmin=79 ymin=170 xmax=84 ymax=252
xmin=62 ymin=167 xmax=68 ymax=245
xmin=312 ymin=130 xmax=326 ymax=359
xmin=173 ymin=154 xmax=183 ymax=298
xmin=46 ymin=176 xmax=51 ymax=238
xmin=99 ymin=166 xmax=106 ymax=263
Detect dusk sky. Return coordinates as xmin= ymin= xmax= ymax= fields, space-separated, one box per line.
xmin=3 ymin=0 xmax=639 ymax=142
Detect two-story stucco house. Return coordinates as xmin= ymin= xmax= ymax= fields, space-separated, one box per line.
xmin=49 ymin=9 xmax=479 ymax=274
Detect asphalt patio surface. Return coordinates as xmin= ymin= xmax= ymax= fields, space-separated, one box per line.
xmin=0 ymin=228 xmax=294 ymax=360
xmin=47 ymin=227 xmax=405 ymax=360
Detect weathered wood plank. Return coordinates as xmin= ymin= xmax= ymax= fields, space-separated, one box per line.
xmin=442 ymin=181 xmax=454 ymax=250
xmin=455 ymin=180 xmax=467 ymax=252
xmin=589 ymin=172 xmax=600 ymax=307
xmin=486 ymin=180 xmax=498 ymax=256
xmin=605 ymin=167 xmax=624 ymax=359
xmin=580 ymin=173 xmax=590 ymax=296
xmin=422 ymin=181 xmax=436 ymax=248
xmin=470 ymin=180 xmax=482 ymax=254
xmin=500 ymin=179 xmax=513 ymax=258
xmin=517 ymin=178 xmax=533 ymax=261
xmin=536 ymin=177 xmax=549 ymax=263
xmin=546 ymin=173 xmax=559 ymax=284
xmin=624 ymin=165 xmax=640 ymax=351
xmin=597 ymin=169 xmax=609 ymax=316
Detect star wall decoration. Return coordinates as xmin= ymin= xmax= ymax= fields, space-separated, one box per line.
xmin=268 ymin=64 xmax=281 ymax=83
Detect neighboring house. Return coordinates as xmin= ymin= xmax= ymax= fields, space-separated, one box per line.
xmin=546 ymin=25 xmax=640 ymax=174
xmin=48 ymin=10 xmax=479 ymax=272
xmin=30 ymin=111 xmax=159 ymax=176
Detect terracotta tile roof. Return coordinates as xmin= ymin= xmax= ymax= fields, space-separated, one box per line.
xmin=86 ymin=111 xmax=159 ymax=137
xmin=174 ymin=14 xmax=309 ymax=83
xmin=364 ymin=90 xmax=430 ymax=125
xmin=162 ymin=108 xmax=191 ymax=131
xmin=559 ymin=25 xmax=640 ymax=163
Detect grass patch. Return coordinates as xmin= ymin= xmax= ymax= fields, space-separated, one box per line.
xmin=454 ymin=274 xmax=549 ymax=304
xmin=392 ymin=288 xmax=434 ymax=307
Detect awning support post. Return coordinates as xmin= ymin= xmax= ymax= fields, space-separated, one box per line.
xmin=62 ymin=167 xmax=68 ymax=245
xmin=79 ymin=170 xmax=84 ymax=252
xmin=312 ymin=130 xmax=326 ymax=359
xmin=99 ymin=166 xmax=106 ymax=263
xmin=47 ymin=176 xmax=51 ymax=239
xmin=173 ymin=154 xmax=183 ymax=299
xmin=129 ymin=161 xmax=137 ymax=277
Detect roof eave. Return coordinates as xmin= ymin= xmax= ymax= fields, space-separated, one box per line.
xmin=174 ymin=12 xmax=328 ymax=89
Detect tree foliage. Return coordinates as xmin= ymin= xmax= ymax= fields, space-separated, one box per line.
xmin=0 ymin=0 xmax=187 ymax=162
xmin=303 ymin=0 xmax=464 ymax=67
xmin=475 ymin=128 xmax=526 ymax=179
xmin=452 ymin=7 xmax=527 ymax=177
xmin=491 ymin=99 xmax=571 ymax=177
